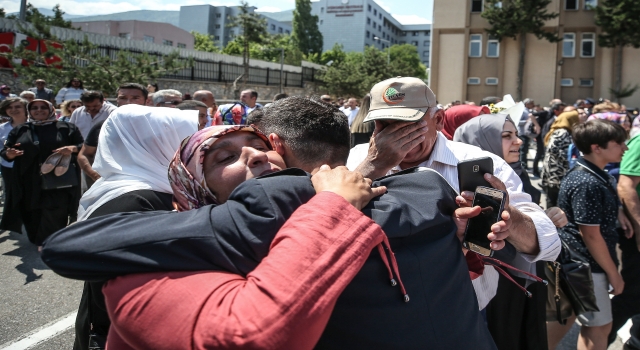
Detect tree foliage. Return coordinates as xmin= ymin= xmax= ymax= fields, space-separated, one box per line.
xmin=482 ymin=0 xmax=560 ymax=100
xmin=226 ymin=1 xmax=268 ymax=86
xmin=3 ymin=24 xmax=192 ymax=96
xmin=192 ymin=31 xmax=221 ymax=53
xmin=317 ymin=44 xmax=427 ymax=97
xmin=291 ymin=0 xmax=323 ymax=56
xmin=6 ymin=3 xmax=75 ymax=29
xmin=223 ymin=33 xmax=304 ymax=66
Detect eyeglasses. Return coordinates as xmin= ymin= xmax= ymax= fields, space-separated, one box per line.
xmin=160 ymin=100 xmax=182 ymax=106
xmin=69 ymin=105 xmax=82 ymax=109
xmin=29 ymin=106 xmax=50 ymax=111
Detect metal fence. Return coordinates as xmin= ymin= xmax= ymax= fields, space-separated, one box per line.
xmin=89 ymin=45 xmax=316 ymax=87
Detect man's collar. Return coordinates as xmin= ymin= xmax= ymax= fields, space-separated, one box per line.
xmin=577 ymin=157 xmax=610 ymax=181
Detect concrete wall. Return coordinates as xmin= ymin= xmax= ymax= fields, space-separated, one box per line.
xmin=434 ymin=33 xmax=465 ymax=104
xmin=73 ymin=20 xmax=194 ymax=49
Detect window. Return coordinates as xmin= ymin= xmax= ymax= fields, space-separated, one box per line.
xmin=424 ymin=40 xmax=429 ymax=46
xmin=163 ymin=40 xmax=173 ymax=46
xmin=471 ymin=0 xmax=483 ymax=12
xmin=579 ymin=78 xmax=594 ymax=87
xmin=379 ymin=24 xmax=382 ymax=31
xmin=119 ymin=33 xmax=130 ymax=39
xmin=584 ymin=0 xmax=596 ymax=8
xmin=285 ymin=30 xmax=290 ymax=34
xmin=216 ymin=13 xmax=221 ymax=18
xmin=366 ymin=31 xmax=370 ymax=38
xmin=565 ymin=0 xmax=578 ymax=10
xmin=401 ymin=31 xmax=407 ymax=36
xmin=423 ymin=51 xmax=429 ymax=57
xmin=400 ymin=41 xmax=406 ymax=44
xmin=581 ymin=33 xmax=595 ymax=57
xmin=486 ymin=77 xmax=498 ymax=85
xmin=214 ymin=35 xmax=220 ymax=40
xmin=177 ymin=43 xmax=186 ymax=48
xmin=379 ymin=14 xmax=382 ymax=20
xmin=216 ymin=24 xmax=221 ymax=29
xmin=468 ymin=77 xmax=481 ymax=85
xmin=412 ymin=31 xmax=419 ymax=36
xmin=278 ymin=27 xmax=283 ymax=33
xmin=271 ymin=24 xmax=276 ymax=30
xmin=367 ymin=17 xmax=371 ymax=25
xmin=368 ymin=4 xmax=371 ymax=11
xmin=374 ymin=9 xmax=377 ymax=15
xmin=143 ymin=35 xmax=154 ymax=42
xmin=469 ymin=34 xmax=482 ymax=57
xmin=563 ymin=33 xmax=575 ymax=57
xmin=487 ymin=37 xmax=499 ymax=57
xmin=411 ymin=41 xmax=418 ymax=46
xmin=321 ymin=7 xmax=324 ymax=13
xmin=425 ymin=30 xmax=430 ymax=36
xmin=320 ymin=20 xmax=323 ymax=25
xmin=560 ymin=78 xmax=574 ymax=86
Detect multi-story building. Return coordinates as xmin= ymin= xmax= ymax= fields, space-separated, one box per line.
xmin=72 ymin=20 xmax=194 ymax=49
xmin=430 ymin=0 xmax=640 ymax=107
xmin=263 ymin=0 xmax=431 ymax=67
xmin=179 ymin=5 xmax=291 ymax=49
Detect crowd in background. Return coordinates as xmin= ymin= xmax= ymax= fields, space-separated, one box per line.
xmin=0 ymin=75 xmax=638 ymax=350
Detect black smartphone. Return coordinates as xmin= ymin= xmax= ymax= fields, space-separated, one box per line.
xmin=457 ymin=157 xmax=494 ymax=193
xmin=463 ymin=186 xmax=507 ymax=257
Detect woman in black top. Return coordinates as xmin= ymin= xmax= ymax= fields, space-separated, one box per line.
xmin=0 ymin=99 xmax=83 ymax=247
xmin=72 ymin=104 xmax=198 ymax=350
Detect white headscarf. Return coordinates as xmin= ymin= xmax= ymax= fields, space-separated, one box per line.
xmin=77 ymin=104 xmax=198 ymax=221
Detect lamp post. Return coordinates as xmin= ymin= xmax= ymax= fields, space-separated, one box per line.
xmin=373 ymin=36 xmax=390 ymax=65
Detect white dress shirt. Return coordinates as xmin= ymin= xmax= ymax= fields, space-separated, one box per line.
xmin=69 ymin=103 xmax=117 ymax=139
xmin=343 ymin=107 xmax=359 ymax=126
xmin=347 ymin=132 xmax=560 ymax=309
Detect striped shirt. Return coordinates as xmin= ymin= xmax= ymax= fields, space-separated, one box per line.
xmin=347 ymin=132 xmax=560 ymax=309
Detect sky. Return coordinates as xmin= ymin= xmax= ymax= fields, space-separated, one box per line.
xmin=1 ymin=0 xmax=433 ymax=24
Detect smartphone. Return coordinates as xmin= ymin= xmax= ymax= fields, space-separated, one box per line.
xmin=457 ymin=157 xmax=494 ymax=193
xmin=463 ymin=186 xmax=507 ymax=256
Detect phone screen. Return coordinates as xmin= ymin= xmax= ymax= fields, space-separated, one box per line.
xmin=464 ymin=187 xmax=505 ymax=255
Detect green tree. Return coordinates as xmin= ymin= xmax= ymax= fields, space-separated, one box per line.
xmin=192 ymin=31 xmax=221 ymax=53
xmin=595 ymin=0 xmax=640 ymax=102
xmin=0 ymin=8 xmax=5 ymax=17
xmin=3 ymin=24 xmax=192 ymax=97
xmin=291 ymin=0 xmax=323 ymax=56
xmin=387 ymin=44 xmax=427 ymax=79
xmin=6 ymin=3 xmax=75 ymax=29
xmin=482 ymin=0 xmax=560 ymax=101
xmin=226 ymin=1 xmax=267 ymax=87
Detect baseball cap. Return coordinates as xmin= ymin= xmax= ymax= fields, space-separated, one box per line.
xmin=363 ymin=77 xmax=437 ymax=123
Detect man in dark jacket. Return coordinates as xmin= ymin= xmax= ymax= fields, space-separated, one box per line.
xmin=43 ymin=97 xmax=498 ymax=349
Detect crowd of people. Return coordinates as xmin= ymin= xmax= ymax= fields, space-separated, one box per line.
xmin=0 ymin=75 xmax=638 ymax=350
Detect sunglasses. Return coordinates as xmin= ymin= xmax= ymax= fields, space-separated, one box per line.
xmin=160 ymin=100 xmax=182 ymax=106
xmin=29 ymin=106 xmax=50 ymax=111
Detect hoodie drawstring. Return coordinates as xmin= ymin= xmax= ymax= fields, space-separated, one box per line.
xmin=480 ymin=255 xmax=548 ymax=297
xmin=376 ymin=235 xmax=410 ymax=302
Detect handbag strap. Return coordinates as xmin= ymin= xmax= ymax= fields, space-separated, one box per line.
xmin=27 ymin=123 xmax=40 ymax=146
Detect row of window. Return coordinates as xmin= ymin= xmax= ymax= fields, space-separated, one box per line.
xmin=119 ymin=33 xmax=186 ymax=47
xmin=469 ymin=34 xmax=499 ymax=57
xmin=563 ymin=33 xmax=594 ymax=57
xmin=269 ymin=24 xmax=290 ymax=34
xmin=468 ymin=77 xmax=499 ymax=85
xmin=471 ymin=0 xmax=596 ymax=12
xmin=561 ymin=78 xmax=594 ymax=87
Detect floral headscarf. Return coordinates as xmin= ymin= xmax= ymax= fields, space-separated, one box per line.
xmin=27 ymin=99 xmax=57 ymax=125
xmin=168 ymin=125 xmax=271 ymax=211
xmin=587 ymin=111 xmax=627 ymax=124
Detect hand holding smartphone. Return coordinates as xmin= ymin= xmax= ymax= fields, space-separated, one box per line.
xmin=462 ymin=186 xmax=507 ymax=256
xmin=457 ymin=157 xmax=493 ymax=193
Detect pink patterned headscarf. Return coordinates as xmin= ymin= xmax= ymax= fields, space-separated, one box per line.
xmin=168 ymin=125 xmax=271 ymax=211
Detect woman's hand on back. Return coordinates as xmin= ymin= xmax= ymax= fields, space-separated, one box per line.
xmin=311 ymin=165 xmax=386 ymax=210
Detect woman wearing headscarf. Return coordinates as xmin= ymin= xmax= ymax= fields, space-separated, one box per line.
xmin=454 ymin=114 xmax=566 ymax=350
xmin=442 ymin=104 xmax=490 ymax=140
xmin=0 ymin=99 xmax=83 ymax=248
xmin=73 ymin=104 xmax=200 ymax=350
xmin=349 ymin=94 xmax=374 ymax=148
xmin=541 ymin=110 xmax=581 ymax=208
xmin=0 ymin=97 xmax=28 ymax=204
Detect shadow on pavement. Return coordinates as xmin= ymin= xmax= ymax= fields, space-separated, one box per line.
xmin=1 ymin=229 xmax=49 ymax=285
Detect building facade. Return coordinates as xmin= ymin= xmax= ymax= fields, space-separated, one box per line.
xmin=430 ymin=0 xmax=640 ymax=107
xmin=72 ymin=20 xmax=194 ymax=49
xmin=179 ymin=5 xmax=292 ymax=49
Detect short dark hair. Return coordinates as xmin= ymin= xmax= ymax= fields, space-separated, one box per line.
xmin=480 ymin=96 xmax=500 ymax=106
xmin=572 ymin=119 xmax=627 ymax=155
xmin=243 ymin=89 xmax=258 ymax=99
xmin=246 ymin=108 xmax=265 ymax=126
xmin=256 ymin=96 xmax=350 ymax=167
xmin=551 ymin=102 xmax=566 ymax=112
xmin=80 ymin=90 xmax=104 ymax=103
xmin=117 ymin=83 xmax=148 ymax=100
xmin=273 ymin=93 xmax=288 ymax=101
xmin=65 ymin=78 xmax=83 ymax=88
xmin=0 ymin=97 xmax=27 ymax=116
xmin=176 ymin=100 xmax=207 ymax=110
